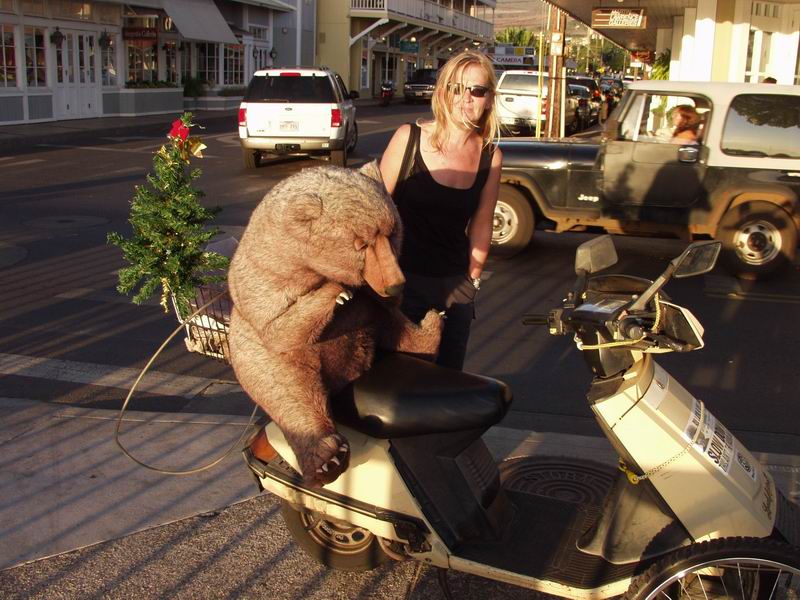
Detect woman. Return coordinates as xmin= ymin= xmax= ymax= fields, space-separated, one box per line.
xmin=379 ymin=51 xmax=503 ymax=370
xmin=670 ymin=104 xmax=701 ymax=144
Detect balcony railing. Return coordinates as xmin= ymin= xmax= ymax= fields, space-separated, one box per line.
xmin=350 ymin=0 xmax=493 ymax=39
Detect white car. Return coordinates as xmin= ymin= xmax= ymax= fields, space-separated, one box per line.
xmin=494 ymin=70 xmax=549 ymax=135
xmin=238 ymin=67 xmax=359 ymax=168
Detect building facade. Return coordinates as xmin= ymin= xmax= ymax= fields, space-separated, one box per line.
xmin=0 ymin=0 xmax=313 ymax=124
xmin=316 ymin=0 xmax=495 ymax=98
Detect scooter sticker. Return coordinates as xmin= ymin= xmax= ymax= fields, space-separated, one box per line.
xmin=735 ymin=448 xmax=758 ymax=482
xmin=684 ymin=399 xmax=733 ymax=475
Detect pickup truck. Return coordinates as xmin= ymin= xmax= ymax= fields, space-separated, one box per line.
xmin=493 ymin=80 xmax=800 ymax=279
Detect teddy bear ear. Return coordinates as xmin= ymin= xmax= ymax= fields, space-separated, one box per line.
xmin=358 ymin=159 xmax=384 ymax=184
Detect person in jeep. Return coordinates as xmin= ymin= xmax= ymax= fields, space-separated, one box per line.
xmin=670 ymin=105 xmax=701 ymax=144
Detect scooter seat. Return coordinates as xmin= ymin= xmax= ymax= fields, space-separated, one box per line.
xmin=331 ymin=352 xmax=512 ymax=439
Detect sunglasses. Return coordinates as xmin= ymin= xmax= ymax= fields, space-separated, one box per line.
xmin=447 ymin=83 xmax=492 ymax=98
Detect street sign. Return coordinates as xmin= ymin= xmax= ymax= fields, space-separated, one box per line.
xmin=591 ymin=8 xmax=647 ymax=29
xmin=550 ymin=32 xmax=564 ymax=57
xmin=399 ymin=40 xmax=419 ymax=53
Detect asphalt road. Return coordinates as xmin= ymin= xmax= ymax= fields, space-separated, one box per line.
xmin=1 ymin=104 xmax=799 ymax=598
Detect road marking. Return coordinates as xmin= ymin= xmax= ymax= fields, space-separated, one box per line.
xmin=0 ymin=353 xmax=222 ymax=399
xmin=0 ymin=158 xmax=45 ymax=168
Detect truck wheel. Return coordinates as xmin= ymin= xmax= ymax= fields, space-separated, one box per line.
xmin=242 ymin=148 xmax=260 ymax=169
xmin=718 ymin=201 xmax=797 ymax=280
xmin=492 ymin=184 xmax=535 ymax=258
xmin=280 ymin=501 xmax=390 ymax=571
xmin=330 ymin=147 xmax=347 ymax=168
xmin=347 ymin=122 xmax=358 ymax=153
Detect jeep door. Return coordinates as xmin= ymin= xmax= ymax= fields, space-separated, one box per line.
xmin=600 ymin=92 xmax=710 ymax=218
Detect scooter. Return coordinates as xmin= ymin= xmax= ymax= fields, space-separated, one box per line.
xmin=379 ymin=81 xmax=394 ymax=107
xmin=243 ymin=236 xmax=800 ymax=599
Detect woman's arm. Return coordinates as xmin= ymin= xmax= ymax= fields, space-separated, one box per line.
xmin=379 ymin=124 xmax=411 ymax=197
xmin=467 ymin=146 xmax=503 ymax=280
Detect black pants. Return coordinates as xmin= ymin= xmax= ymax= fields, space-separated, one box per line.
xmin=400 ymin=272 xmax=477 ymax=370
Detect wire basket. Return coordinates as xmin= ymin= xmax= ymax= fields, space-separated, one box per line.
xmin=172 ymin=283 xmax=232 ymax=363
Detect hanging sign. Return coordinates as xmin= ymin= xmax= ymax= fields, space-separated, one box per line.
xmin=591 ymin=8 xmax=647 ymax=29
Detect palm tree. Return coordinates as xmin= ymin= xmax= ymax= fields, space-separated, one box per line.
xmin=495 ymin=26 xmax=537 ymax=48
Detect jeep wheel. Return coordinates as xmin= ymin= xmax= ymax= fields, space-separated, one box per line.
xmin=492 ymin=184 xmax=535 ymax=258
xmin=330 ymin=147 xmax=347 ymax=168
xmin=718 ymin=201 xmax=797 ymax=280
xmin=242 ymin=148 xmax=260 ymax=169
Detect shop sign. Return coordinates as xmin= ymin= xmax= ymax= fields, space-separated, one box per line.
xmin=399 ymin=40 xmax=418 ymax=53
xmin=591 ymin=8 xmax=647 ymax=29
xmin=632 ymin=50 xmax=654 ymax=64
xmin=492 ymin=55 xmax=524 ymax=65
xmin=123 ymin=27 xmax=158 ymax=41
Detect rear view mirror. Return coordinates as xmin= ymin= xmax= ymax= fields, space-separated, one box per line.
xmin=575 ymin=235 xmax=618 ymax=274
xmin=674 ymin=241 xmax=721 ymax=278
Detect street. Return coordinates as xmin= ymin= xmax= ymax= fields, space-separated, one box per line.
xmin=1 ymin=104 xmax=800 ymax=598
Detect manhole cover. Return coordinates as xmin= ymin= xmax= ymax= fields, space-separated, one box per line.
xmin=23 ymin=215 xmax=109 ymax=230
xmin=499 ymin=456 xmax=616 ymax=507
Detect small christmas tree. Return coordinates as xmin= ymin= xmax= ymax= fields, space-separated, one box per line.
xmin=108 ymin=112 xmax=229 ymax=314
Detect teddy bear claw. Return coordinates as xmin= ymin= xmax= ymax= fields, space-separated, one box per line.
xmin=335 ymin=290 xmax=354 ymax=305
xmin=306 ymin=433 xmax=350 ymax=486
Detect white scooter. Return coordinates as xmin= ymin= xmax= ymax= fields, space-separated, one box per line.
xmin=242 ymin=236 xmax=800 ymax=599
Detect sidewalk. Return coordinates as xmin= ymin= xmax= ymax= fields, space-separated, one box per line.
xmin=1 ymin=393 xmax=799 ymax=572
xmin=0 ymin=97 xmax=387 ymax=156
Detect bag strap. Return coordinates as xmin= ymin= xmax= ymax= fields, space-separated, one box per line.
xmin=393 ymin=123 xmax=420 ymax=201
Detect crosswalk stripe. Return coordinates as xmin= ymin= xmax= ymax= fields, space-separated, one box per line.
xmin=0 ymin=353 xmax=223 ymax=399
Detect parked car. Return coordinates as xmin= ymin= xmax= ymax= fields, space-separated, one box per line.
xmin=567 ymin=84 xmax=592 ymax=130
xmin=495 ymin=70 xmax=549 ymax=135
xmin=491 ymin=81 xmax=800 ymax=280
xmin=567 ymin=74 xmax=602 ymax=122
xmin=238 ymin=67 xmax=359 ymax=169
xmin=403 ymin=68 xmax=439 ymax=103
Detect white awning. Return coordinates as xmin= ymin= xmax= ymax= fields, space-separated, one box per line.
xmin=161 ymin=0 xmax=237 ymax=44
xmin=231 ymin=0 xmax=294 ymax=11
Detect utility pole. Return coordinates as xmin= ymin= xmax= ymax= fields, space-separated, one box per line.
xmin=547 ymin=6 xmax=566 ymax=139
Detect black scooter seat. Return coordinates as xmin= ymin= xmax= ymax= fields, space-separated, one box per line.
xmin=331 ymin=352 xmax=512 ymax=439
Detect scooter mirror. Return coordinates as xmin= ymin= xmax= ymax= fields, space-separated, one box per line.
xmin=673 ymin=241 xmax=722 ymax=278
xmin=575 ymin=234 xmax=618 ymax=275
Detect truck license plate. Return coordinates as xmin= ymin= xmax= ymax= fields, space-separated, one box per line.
xmin=280 ymin=121 xmax=298 ymax=132
xmin=415 ymin=92 xmax=423 ymax=97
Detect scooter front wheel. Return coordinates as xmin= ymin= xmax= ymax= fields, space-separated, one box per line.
xmin=624 ymin=537 xmax=800 ymax=600
xmin=280 ymin=500 xmax=391 ymax=571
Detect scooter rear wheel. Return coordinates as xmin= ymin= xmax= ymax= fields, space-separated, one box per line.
xmin=623 ymin=537 xmax=800 ymax=600
xmin=280 ymin=500 xmax=391 ymax=571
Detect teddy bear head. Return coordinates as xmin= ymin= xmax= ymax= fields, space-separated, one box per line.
xmin=260 ymin=161 xmax=405 ymax=297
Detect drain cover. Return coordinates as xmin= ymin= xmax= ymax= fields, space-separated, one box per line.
xmin=499 ymin=456 xmax=616 ymax=507
xmin=23 ymin=215 xmax=109 ymax=230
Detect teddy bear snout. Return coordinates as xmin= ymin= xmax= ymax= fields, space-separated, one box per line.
xmin=384 ymin=282 xmax=404 ymax=298
xmin=363 ymin=234 xmax=405 ymax=297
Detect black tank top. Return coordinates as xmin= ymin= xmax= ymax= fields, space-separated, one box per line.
xmin=394 ymin=124 xmax=494 ymax=277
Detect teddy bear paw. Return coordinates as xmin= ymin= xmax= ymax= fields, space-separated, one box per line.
xmin=335 ymin=290 xmax=354 ymax=305
xmin=303 ymin=432 xmax=350 ymax=487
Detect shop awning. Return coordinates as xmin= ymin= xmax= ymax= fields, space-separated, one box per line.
xmin=232 ymin=0 xmax=294 ymax=10
xmin=161 ymin=0 xmax=237 ymax=44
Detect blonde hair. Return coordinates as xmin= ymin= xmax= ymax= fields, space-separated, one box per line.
xmin=428 ymin=50 xmax=499 ymax=153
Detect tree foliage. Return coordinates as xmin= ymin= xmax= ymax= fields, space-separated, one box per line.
xmin=495 ymin=26 xmax=538 ymax=47
xmin=651 ymin=49 xmax=671 ymax=80
xmin=107 ymin=112 xmax=229 ymax=313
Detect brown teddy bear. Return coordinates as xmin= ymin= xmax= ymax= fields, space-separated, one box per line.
xmin=228 ymin=161 xmax=443 ymax=488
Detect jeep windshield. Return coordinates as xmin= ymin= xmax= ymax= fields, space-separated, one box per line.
xmin=245 ymin=75 xmax=337 ymax=103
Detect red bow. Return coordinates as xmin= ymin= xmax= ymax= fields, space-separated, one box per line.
xmin=169 ymin=119 xmax=190 ymax=142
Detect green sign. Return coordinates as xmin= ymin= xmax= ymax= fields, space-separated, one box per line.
xmin=399 ymin=41 xmax=419 ymax=53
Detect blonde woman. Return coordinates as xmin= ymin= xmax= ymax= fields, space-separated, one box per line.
xmin=380 ymin=51 xmax=503 ymax=370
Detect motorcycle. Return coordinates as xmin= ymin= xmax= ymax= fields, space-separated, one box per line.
xmin=379 ymin=81 xmax=394 ymax=107
xmin=243 ymin=236 xmax=800 ymax=599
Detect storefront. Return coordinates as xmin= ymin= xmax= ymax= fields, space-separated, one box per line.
xmin=0 ymin=0 xmax=296 ymax=125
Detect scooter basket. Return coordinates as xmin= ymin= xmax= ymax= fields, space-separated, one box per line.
xmin=172 ymin=283 xmax=232 ymax=364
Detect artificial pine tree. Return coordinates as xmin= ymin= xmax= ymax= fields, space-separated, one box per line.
xmin=108 ymin=112 xmax=229 ymax=314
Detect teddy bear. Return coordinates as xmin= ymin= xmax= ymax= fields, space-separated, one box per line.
xmin=227 ymin=160 xmax=443 ymax=488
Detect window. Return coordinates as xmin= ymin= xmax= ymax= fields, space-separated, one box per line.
xmin=51 ymin=0 xmax=92 ymax=20
xmin=244 ymin=74 xmax=336 ymax=103
xmin=0 ymin=24 xmax=15 ymax=87
xmin=180 ymin=42 xmax=191 ymax=82
xmin=249 ymin=26 xmax=268 ymax=41
xmin=722 ymin=94 xmax=800 ymax=159
xmin=619 ymin=93 xmax=707 ymax=144
xmin=127 ymin=43 xmax=157 ymax=83
xmin=22 ymin=0 xmax=43 ymax=16
xmin=164 ymin=41 xmax=177 ymax=84
xmin=197 ymin=42 xmax=217 ymax=85
xmin=0 ymin=0 xmax=14 ymax=12
xmin=223 ymin=43 xmax=243 ymax=85
xmin=498 ymin=73 xmax=548 ymax=93
xmin=95 ymin=2 xmax=120 ymax=25
xmin=101 ymin=34 xmax=117 ymax=85
xmin=24 ymin=26 xmax=45 ymax=87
